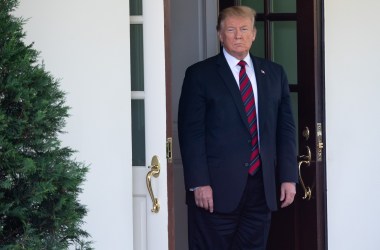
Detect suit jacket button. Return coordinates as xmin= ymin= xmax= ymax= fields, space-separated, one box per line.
xmin=244 ymin=163 xmax=249 ymax=167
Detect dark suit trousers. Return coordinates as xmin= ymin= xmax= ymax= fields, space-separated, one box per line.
xmin=187 ymin=170 xmax=271 ymax=250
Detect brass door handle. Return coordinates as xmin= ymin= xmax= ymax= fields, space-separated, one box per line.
xmin=146 ymin=155 xmax=160 ymax=213
xmin=298 ymin=146 xmax=312 ymax=200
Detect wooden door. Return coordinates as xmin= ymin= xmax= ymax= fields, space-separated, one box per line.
xmin=219 ymin=0 xmax=327 ymax=249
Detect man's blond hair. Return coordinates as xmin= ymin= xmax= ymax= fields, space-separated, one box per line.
xmin=217 ymin=6 xmax=256 ymax=31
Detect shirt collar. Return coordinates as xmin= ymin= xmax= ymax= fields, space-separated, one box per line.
xmin=223 ymin=48 xmax=253 ymax=69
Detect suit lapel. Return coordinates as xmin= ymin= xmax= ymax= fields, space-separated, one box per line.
xmin=252 ymin=56 xmax=268 ymax=136
xmin=216 ymin=53 xmax=250 ymax=130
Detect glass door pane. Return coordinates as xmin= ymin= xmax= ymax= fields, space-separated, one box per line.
xmin=271 ymin=0 xmax=296 ymax=13
xmin=271 ymin=21 xmax=297 ymax=84
xmin=132 ymin=100 xmax=145 ymax=166
xmin=131 ymin=24 xmax=144 ymax=91
xmin=251 ymin=21 xmax=265 ymax=58
xmin=130 ymin=0 xmax=143 ymax=15
xmin=241 ymin=0 xmax=264 ymax=13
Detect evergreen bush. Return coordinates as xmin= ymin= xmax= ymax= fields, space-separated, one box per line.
xmin=0 ymin=0 xmax=92 ymax=248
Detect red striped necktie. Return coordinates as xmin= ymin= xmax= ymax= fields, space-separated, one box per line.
xmin=238 ymin=60 xmax=261 ymax=175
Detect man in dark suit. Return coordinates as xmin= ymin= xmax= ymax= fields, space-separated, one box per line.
xmin=178 ymin=6 xmax=298 ymax=250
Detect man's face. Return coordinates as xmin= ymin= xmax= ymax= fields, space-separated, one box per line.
xmin=218 ymin=16 xmax=256 ymax=60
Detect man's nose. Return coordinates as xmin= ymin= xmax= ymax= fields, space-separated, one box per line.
xmin=235 ymin=30 xmax=242 ymax=39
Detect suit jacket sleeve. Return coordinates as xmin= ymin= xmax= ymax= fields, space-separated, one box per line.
xmin=276 ymin=66 xmax=298 ymax=184
xmin=178 ymin=65 xmax=210 ymax=190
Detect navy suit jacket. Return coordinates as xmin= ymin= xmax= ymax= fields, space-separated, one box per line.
xmin=178 ymin=53 xmax=297 ymax=212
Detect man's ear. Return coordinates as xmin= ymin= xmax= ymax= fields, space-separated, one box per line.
xmin=252 ymin=27 xmax=257 ymax=42
xmin=217 ymin=31 xmax=223 ymax=44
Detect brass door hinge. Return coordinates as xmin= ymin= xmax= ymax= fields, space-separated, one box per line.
xmin=166 ymin=137 xmax=173 ymax=163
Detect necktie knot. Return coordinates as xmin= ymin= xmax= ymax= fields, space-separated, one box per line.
xmin=238 ymin=60 xmax=247 ymax=68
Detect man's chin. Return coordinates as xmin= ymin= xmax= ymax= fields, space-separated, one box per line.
xmin=231 ymin=51 xmax=249 ymax=59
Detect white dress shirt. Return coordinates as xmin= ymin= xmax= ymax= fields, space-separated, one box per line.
xmin=222 ymin=48 xmax=260 ymax=138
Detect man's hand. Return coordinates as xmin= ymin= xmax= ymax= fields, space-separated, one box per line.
xmin=280 ymin=182 xmax=296 ymax=208
xmin=194 ymin=185 xmax=214 ymax=213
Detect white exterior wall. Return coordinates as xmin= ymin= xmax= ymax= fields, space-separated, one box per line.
xmin=325 ymin=1 xmax=380 ymax=249
xmin=16 ymin=1 xmax=133 ymax=249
